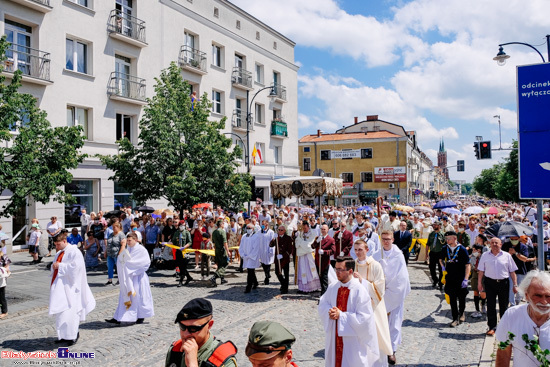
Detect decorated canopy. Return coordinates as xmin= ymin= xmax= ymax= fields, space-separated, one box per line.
xmin=270 ymin=176 xmax=344 ymax=198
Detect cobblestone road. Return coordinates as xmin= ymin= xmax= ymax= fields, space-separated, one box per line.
xmin=1 ymin=251 xmax=492 ymax=366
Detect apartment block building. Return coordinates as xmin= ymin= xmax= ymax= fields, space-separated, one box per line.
xmin=0 ymin=0 xmax=299 ymax=247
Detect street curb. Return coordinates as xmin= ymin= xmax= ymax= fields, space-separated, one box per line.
xmin=479 ymin=333 xmax=496 ymax=367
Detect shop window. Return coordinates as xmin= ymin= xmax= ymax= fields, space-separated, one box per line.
xmin=65 ymin=180 xmax=94 ymax=228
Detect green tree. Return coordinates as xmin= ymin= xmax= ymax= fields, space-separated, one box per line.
xmin=461 ymin=183 xmax=473 ymax=195
xmin=100 ymin=62 xmax=251 ymax=212
xmin=473 ymin=164 xmax=502 ymax=199
xmin=494 ymin=141 xmax=519 ymax=202
xmin=0 ymin=36 xmax=86 ymax=217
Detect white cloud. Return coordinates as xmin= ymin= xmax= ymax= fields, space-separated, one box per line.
xmin=298 ymin=113 xmax=314 ymax=128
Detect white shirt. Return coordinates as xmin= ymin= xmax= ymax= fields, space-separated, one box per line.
xmin=496 ymin=304 xmax=550 ymax=367
xmin=477 ymin=250 xmax=518 ymax=280
xmin=47 ymin=221 xmax=63 ymax=238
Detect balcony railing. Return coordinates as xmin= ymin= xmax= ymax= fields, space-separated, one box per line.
xmin=232 ymin=110 xmax=253 ymax=130
xmin=231 ymin=67 xmax=252 ymax=89
xmin=179 ymin=45 xmax=207 ymax=73
xmin=107 ymin=72 xmax=146 ymax=101
xmin=271 ymin=83 xmax=286 ymax=101
xmin=30 ymin=0 xmax=50 ymax=5
xmin=271 ymin=120 xmax=288 ymax=137
xmin=9 ymin=0 xmax=52 ymax=12
xmin=4 ymin=43 xmax=51 ymax=81
xmin=107 ymin=9 xmax=146 ymax=44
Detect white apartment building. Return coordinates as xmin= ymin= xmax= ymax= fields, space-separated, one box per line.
xmin=0 ymin=0 xmax=299 ymax=247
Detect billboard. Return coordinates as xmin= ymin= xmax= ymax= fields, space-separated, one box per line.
xmin=374 ymin=166 xmax=407 ymax=182
xmin=517 ymin=63 xmax=550 ymax=199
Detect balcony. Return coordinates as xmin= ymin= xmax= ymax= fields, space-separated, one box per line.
xmin=271 ymin=83 xmax=286 ymax=102
xmin=107 ymin=10 xmax=147 ymax=48
xmin=9 ymin=0 xmax=52 ymax=12
xmin=107 ymin=72 xmax=147 ymax=105
xmin=179 ymin=46 xmax=207 ymax=75
xmin=231 ymin=67 xmax=252 ymax=90
xmin=232 ymin=110 xmax=253 ymax=132
xmin=3 ymin=44 xmax=52 ymax=85
xmin=271 ymin=120 xmax=288 ymax=139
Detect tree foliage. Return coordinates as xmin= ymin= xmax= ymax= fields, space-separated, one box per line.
xmin=100 ymin=62 xmax=252 ymax=212
xmin=0 ymin=36 xmax=86 ymax=217
xmin=472 ymin=141 xmax=519 ymax=201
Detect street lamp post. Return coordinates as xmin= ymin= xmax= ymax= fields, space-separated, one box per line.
xmin=493 ymin=35 xmax=550 ymax=270
xmin=245 ymin=85 xmax=277 ymax=213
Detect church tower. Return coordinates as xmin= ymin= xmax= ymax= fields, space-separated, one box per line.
xmin=437 ymin=138 xmax=449 ymax=180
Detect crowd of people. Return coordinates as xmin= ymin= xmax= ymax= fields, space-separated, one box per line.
xmin=2 ymin=198 xmax=550 ymax=366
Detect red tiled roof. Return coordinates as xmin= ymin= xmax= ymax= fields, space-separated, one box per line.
xmin=299 ymin=131 xmax=402 ymax=143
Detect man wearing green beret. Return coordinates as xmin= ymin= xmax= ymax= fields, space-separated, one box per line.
xmin=246 ymin=320 xmax=298 ymax=367
xmin=166 ymin=298 xmax=237 ymax=367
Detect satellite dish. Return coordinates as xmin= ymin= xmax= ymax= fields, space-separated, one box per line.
xmin=312 ymin=169 xmax=325 ymax=177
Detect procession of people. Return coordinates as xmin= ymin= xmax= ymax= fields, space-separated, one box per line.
xmin=3 ymin=197 xmax=550 ymax=366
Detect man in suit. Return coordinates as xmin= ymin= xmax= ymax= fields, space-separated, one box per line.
xmin=394 ymin=221 xmax=413 ymax=265
xmin=332 ymin=220 xmax=354 ymax=266
xmin=313 ymin=224 xmax=335 ymax=296
xmin=270 ymin=224 xmax=294 ymax=294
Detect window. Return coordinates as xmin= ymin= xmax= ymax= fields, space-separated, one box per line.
xmin=67 ymin=106 xmax=89 ymax=138
xmin=320 ymin=150 xmax=331 ymax=160
xmin=274 ymin=146 xmax=280 ymax=164
xmin=115 ymin=0 xmax=133 ymax=37
xmin=212 ymin=44 xmax=222 ymax=68
xmin=361 ymin=148 xmax=373 ymax=159
xmin=342 ymin=148 xmax=352 ymax=160
xmin=212 ymin=90 xmax=222 ymax=114
xmin=66 ymin=38 xmax=88 ymax=74
xmin=273 ymin=41 xmax=277 ymax=50
xmin=303 ymin=146 xmax=310 ymax=153
xmin=9 ymin=108 xmax=30 ymax=131
xmin=68 ymin=0 xmax=89 ymax=7
xmin=65 ymin=180 xmax=94 ymax=228
xmin=303 ymin=158 xmax=311 ymax=171
xmin=236 ymin=20 xmax=241 ymax=29
xmin=235 ymin=98 xmax=243 ymax=126
xmin=256 ymin=31 xmax=260 ymax=40
xmin=116 ymin=113 xmax=132 ymax=142
xmin=273 ymin=109 xmax=281 ymax=121
xmin=213 ymin=7 xmax=219 ymax=18
xmin=4 ymin=20 xmax=32 ymax=76
xmin=255 ymin=103 xmax=263 ymax=124
xmin=114 ymin=182 xmax=135 ymax=210
xmin=342 ymin=173 xmax=353 ymax=183
xmin=361 ymin=172 xmax=373 ymax=182
xmin=255 ymin=63 xmax=264 ymax=84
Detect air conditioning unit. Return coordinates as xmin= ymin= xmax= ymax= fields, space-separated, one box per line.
xmin=388 ymin=183 xmax=395 ymax=189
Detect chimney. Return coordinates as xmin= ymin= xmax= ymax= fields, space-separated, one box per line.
xmin=354 ymin=117 xmax=358 ymax=124
xmin=317 ymin=129 xmax=321 ymax=137
xmin=366 ymin=115 xmax=378 ymax=121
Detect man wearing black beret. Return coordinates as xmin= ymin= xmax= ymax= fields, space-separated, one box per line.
xmin=439 ymin=231 xmax=471 ymax=328
xmin=165 ymin=298 xmax=237 ymax=367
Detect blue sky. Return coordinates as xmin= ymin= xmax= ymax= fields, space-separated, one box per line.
xmin=231 ymin=0 xmax=549 ymax=182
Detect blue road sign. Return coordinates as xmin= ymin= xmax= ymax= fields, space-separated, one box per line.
xmin=518 ymin=63 xmax=550 ymax=199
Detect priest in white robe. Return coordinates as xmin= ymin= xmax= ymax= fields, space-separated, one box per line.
xmin=319 ymin=256 xmax=379 ymax=367
xmin=107 ymin=232 xmax=154 ymax=324
xmin=353 ymin=239 xmax=392 ymax=367
xmin=257 ymin=219 xmax=275 ymax=285
xmin=49 ymin=231 xmax=95 ymax=344
xmin=240 ymin=224 xmax=261 ymax=293
xmin=293 ymin=221 xmax=321 ymax=293
xmin=374 ymin=230 xmax=411 ymax=366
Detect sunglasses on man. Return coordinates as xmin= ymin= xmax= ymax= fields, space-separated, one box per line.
xmin=178 ymin=318 xmax=211 ymax=333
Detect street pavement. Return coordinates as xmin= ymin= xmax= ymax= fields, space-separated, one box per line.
xmin=1 ymin=250 xmax=494 ymax=366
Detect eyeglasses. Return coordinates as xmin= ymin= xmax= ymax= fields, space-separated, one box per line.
xmin=178 ymin=318 xmax=211 ymax=333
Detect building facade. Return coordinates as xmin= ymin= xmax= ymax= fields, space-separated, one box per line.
xmin=298 ymin=115 xmax=434 ymax=206
xmin=0 ymin=0 xmax=299 ymax=247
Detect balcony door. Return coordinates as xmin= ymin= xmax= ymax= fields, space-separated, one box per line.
xmin=184 ymin=32 xmax=195 ymax=63
xmin=235 ymin=99 xmax=242 ymax=127
xmin=235 ymin=54 xmax=244 ymax=83
xmin=115 ymin=0 xmax=133 ymax=37
xmin=115 ymin=54 xmax=131 ymax=97
xmin=4 ymin=20 xmax=32 ymax=75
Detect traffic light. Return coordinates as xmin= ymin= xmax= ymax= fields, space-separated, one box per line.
xmin=480 ymin=141 xmax=492 ymax=159
xmin=457 ymin=160 xmax=465 ymax=172
xmin=473 ymin=142 xmax=480 ymax=159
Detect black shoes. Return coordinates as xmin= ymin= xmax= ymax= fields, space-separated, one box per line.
xmin=244 ymin=288 xmax=251 ymax=293
xmin=252 ymin=282 xmax=259 ymax=289
xmin=105 ymin=280 xmax=113 ymax=286
xmin=209 ymin=276 xmax=217 ymax=287
xmin=56 ymin=333 xmax=79 ymax=346
xmin=185 ymin=277 xmax=193 ymax=285
xmin=264 ymin=279 xmax=270 ymax=285
xmin=220 ymin=278 xmax=228 ymax=284
xmin=105 ymin=318 xmax=121 ymax=325
xmin=136 ymin=318 xmax=144 ymax=324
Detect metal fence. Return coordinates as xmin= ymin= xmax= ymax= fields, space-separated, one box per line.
xmin=179 ymin=45 xmax=207 ymax=73
xmin=232 ymin=67 xmax=252 ymax=88
xmin=4 ymin=43 xmax=51 ymax=81
xmin=107 ymin=9 xmax=146 ymax=44
xmin=107 ymin=72 xmax=146 ymax=101
xmin=271 ymin=83 xmax=287 ymax=101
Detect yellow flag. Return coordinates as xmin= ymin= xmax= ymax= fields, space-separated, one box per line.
xmin=252 ymin=144 xmax=258 ymax=165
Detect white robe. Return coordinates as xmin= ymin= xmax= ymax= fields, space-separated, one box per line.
xmin=240 ymin=233 xmax=261 ymax=269
xmin=49 ymin=244 xmax=95 ymax=340
xmin=294 ymin=230 xmax=320 ymax=292
xmin=318 ymin=278 xmax=379 ymax=367
xmin=356 ymin=258 xmax=393 ymax=366
xmin=375 ymin=245 xmax=411 ymax=352
xmin=257 ymin=229 xmax=275 ymax=265
xmin=351 ymin=232 xmax=381 ymax=260
xmin=113 ymin=244 xmax=154 ymax=322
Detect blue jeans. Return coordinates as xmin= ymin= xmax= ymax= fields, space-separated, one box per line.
xmin=107 ymin=255 xmax=117 ymax=279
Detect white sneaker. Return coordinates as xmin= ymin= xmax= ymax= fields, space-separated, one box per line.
xmin=194 ymin=265 xmax=200 ymax=270
xmin=481 ymin=305 xmax=487 ymax=314
xmin=471 ymin=311 xmax=482 ymax=318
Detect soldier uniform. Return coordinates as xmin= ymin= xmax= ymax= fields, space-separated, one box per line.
xmin=246 ymin=320 xmax=298 ymax=367
xmin=171 ymin=222 xmax=193 ymax=287
xmin=211 ymin=225 xmax=229 ymax=286
xmin=166 ymin=298 xmax=237 ymax=367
